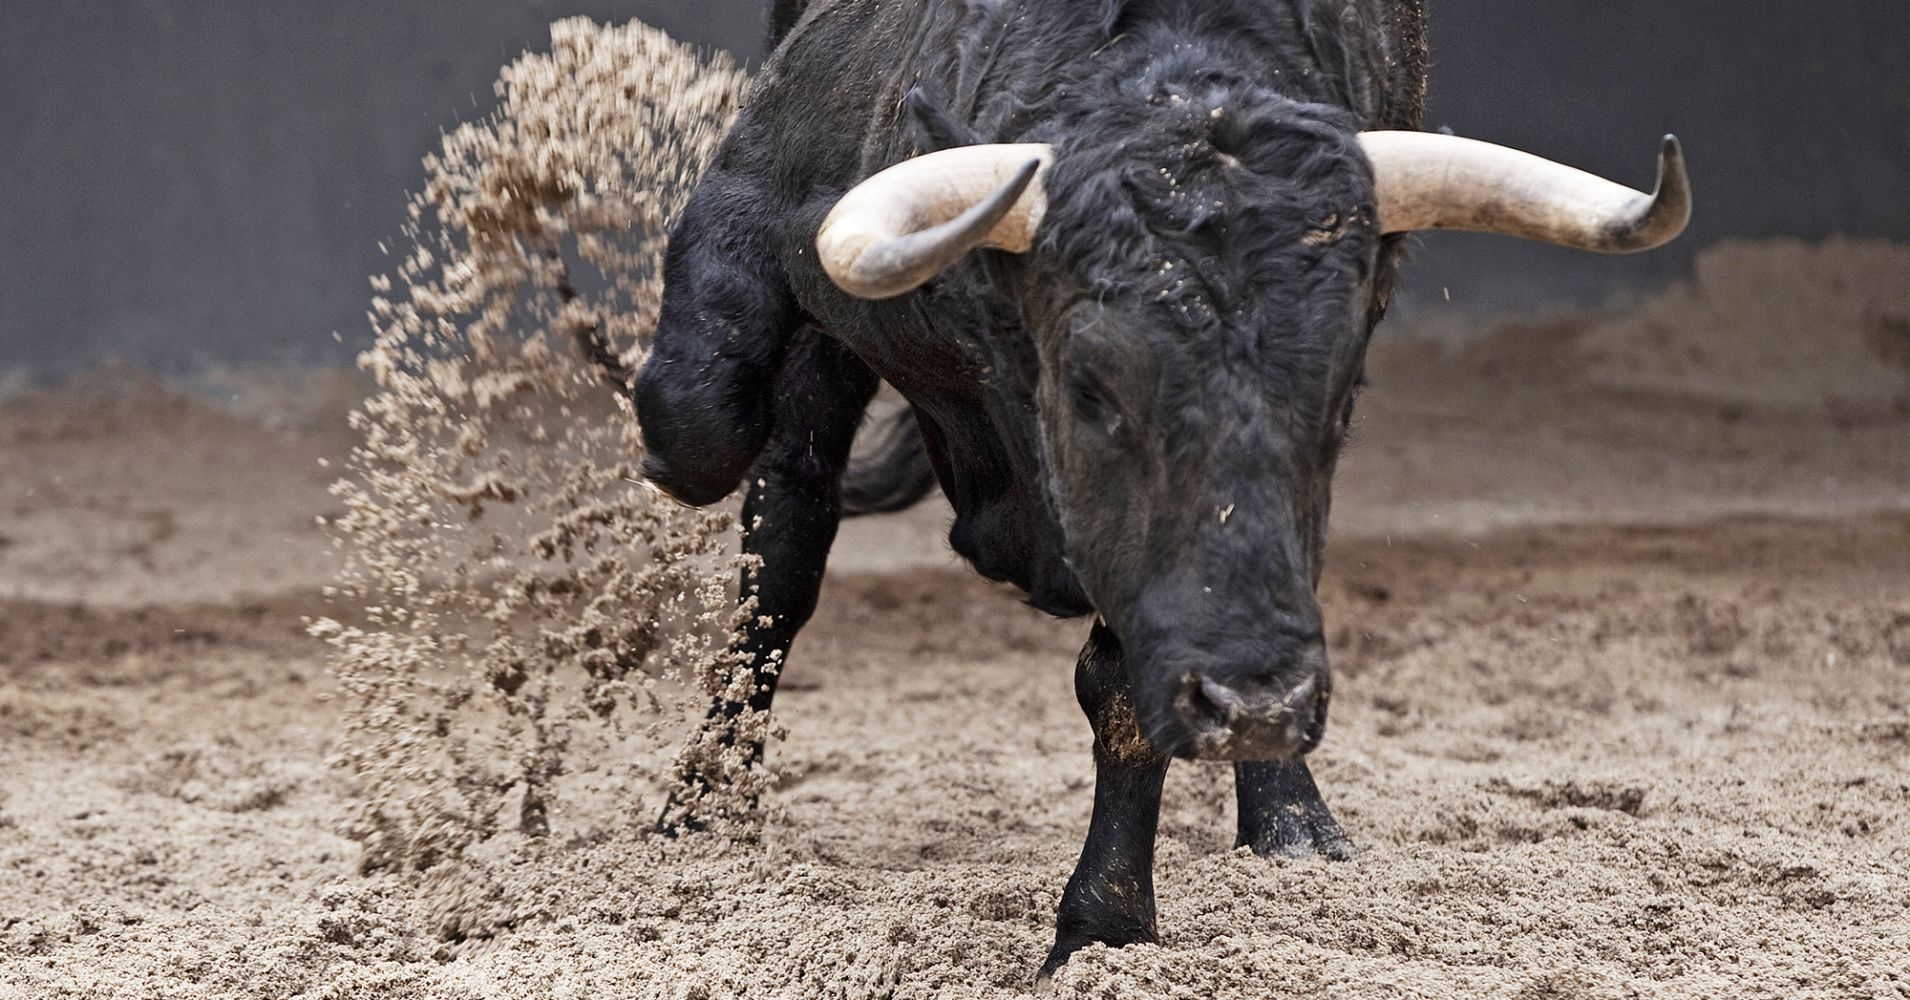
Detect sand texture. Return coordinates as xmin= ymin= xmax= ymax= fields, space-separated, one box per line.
xmin=5 ymin=281 xmax=1910 ymax=996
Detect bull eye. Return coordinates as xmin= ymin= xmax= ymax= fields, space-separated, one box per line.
xmin=1067 ymin=374 xmax=1121 ymax=435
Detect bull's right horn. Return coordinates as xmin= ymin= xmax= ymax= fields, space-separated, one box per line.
xmin=1361 ymin=132 xmax=1691 ymax=253
xmin=816 ymin=143 xmax=1055 ymax=300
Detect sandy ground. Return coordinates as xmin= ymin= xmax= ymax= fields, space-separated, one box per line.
xmin=4 ymin=249 xmax=1910 ymax=997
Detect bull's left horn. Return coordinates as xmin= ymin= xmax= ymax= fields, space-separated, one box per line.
xmin=816 ymin=143 xmax=1055 ymax=299
xmin=1360 ymin=132 xmax=1691 ymax=253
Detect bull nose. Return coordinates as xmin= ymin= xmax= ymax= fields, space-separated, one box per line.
xmin=1172 ymin=671 xmax=1329 ymax=760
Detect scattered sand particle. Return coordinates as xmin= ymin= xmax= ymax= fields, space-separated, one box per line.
xmin=312 ymin=19 xmax=764 ymax=878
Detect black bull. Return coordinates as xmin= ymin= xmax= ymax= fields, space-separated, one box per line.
xmin=617 ymin=0 xmax=1686 ymax=976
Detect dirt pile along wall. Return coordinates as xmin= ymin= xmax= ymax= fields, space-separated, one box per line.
xmin=1574 ymin=238 xmax=1910 ymax=414
xmin=312 ymin=18 xmax=764 ymax=876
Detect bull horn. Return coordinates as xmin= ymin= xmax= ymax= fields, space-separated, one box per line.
xmin=816 ymin=143 xmax=1055 ymax=299
xmin=1360 ymin=132 xmax=1691 ymax=253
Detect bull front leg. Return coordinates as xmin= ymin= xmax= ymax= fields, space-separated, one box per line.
xmin=635 ymin=169 xmax=878 ymax=831
xmin=1234 ymin=758 xmax=1356 ymax=860
xmin=651 ymin=326 xmax=876 ymax=833
xmin=1041 ymin=621 xmax=1171 ymax=980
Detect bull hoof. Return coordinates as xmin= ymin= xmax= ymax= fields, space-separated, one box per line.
xmin=1235 ymin=759 xmax=1358 ymax=861
xmin=1241 ymin=802 xmax=1357 ymax=861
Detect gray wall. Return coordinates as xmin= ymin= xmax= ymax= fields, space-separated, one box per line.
xmin=0 ymin=1 xmax=758 ymax=376
xmin=1411 ymin=3 xmax=1910 ymax=319
xmin=3 ymin=2 xmax=1907 ymax=376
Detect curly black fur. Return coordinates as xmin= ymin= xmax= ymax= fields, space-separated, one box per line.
xmin=822 ymin=2 xmax=1419 ymax=555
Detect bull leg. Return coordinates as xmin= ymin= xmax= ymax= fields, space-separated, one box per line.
xmin=1233 ymin=758 xmax=1356 ymax=860
xmin=1041 ymin=621 xmax=1171 ymax=980
xmin=657 ymin=327 xmax=877 ymax=832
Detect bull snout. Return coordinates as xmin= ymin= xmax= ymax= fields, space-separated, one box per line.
xmin=1170 ymin=657 xmax=1330 ymax=761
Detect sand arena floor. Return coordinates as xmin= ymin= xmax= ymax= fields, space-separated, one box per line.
xmin=3 ymin=246 xmax=1910 ymax=996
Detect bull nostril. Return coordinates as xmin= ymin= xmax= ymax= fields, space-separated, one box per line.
xmin=1174 ymin=673 xmax=1232 ymax=733
xmin=1198 ymin=675 xmax=1250 ymax=722
xmin=1279 ymin=676 xmax=1317 ymax=719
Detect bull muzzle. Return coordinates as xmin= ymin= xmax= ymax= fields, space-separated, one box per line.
xmin=1169 ymin=652 xmax=1331 ymax=762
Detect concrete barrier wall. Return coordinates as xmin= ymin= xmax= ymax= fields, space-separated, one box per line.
xmin=3 ymin=1 xmax=1905 ymax=375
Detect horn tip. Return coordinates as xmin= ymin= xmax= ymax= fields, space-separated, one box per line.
xmin=1653 ymin=133 xmax=1691 ymax=211
xmin=1659 ymin=134 xmax=1684 ymax=166
xmin=1631 ymin=134 xmax=1693 ymax=252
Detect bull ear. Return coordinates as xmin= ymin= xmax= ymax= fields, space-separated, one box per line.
xmin=903 ymin=86 xmax=983 ymax=151
xmin=1360 ymin=131 xmax=1691 ymax=253
xmin=815 ymin=144 xmax=1055 ymax=300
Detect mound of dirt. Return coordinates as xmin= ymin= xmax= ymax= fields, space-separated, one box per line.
xmin=1340 ymin=242 xmax=1910 ymax=539
xmin=1574 ymin=238 xmax=1910 ymax=414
